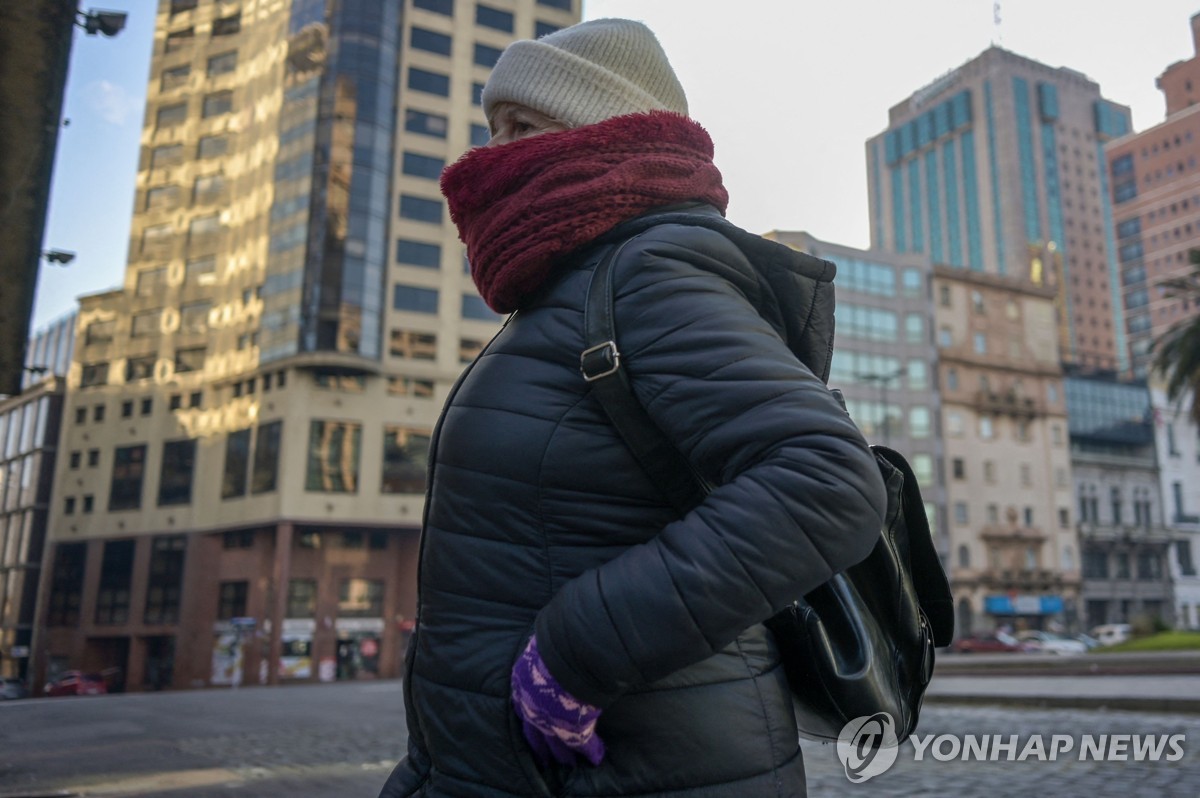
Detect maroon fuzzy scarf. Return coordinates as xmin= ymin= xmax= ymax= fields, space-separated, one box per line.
xmin=441 ymin=112 xmax=729 ymax=313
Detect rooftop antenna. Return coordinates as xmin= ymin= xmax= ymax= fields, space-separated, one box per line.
xmin=993 ymin=1 xmax=1003 ymax=46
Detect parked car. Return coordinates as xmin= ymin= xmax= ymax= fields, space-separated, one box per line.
xmin=950 ymin=632 xmax=1035 ymax=653
xmin=1074 ymin=633 xmax=1101 ymax=650
xmin=44 ymin=671 xmax=108 ymax=697
xmin=1090 ymin=623 xmax=1133 ymax=647
xmin=1015 ymin=630 xmax=1089 ymax=655
xmin=0 ymin=678 xmax=29 ymax=700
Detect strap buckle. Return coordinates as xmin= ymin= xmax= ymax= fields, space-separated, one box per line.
xmin=580 ymin=341 xmax=620 ymax=382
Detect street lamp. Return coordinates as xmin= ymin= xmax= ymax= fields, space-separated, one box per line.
xmin=855 ymin=366 xmax=907 ymax=445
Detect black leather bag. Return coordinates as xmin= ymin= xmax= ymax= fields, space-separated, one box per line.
xmin=580 ymin=233 xmax=955 ymax=744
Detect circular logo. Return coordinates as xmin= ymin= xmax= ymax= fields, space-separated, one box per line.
xmin=836 ymin=712 xmax=900 ymax=783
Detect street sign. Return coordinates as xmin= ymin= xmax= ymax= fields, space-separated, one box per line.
xmin=9 ymin=645 xmax=29 ymax=658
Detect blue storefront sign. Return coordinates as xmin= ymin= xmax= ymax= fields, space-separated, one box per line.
xmin=984 ymin=595 xmax=1064 ymax=615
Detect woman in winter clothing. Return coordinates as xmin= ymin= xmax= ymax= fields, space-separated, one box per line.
xmin=379 ymin=18 xmax=887 ymax=798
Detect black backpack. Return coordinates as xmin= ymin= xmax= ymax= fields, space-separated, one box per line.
xmin=580 ymin=217 xmax=954 ymax=743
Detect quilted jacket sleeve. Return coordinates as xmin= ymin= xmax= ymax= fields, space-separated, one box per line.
xmin=533 ymin=226 xmax=888 ymax=709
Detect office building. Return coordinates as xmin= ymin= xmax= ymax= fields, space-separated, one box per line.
xmin=1104 ymin=12 xmax=1200 ymax=375
xmin=867 ymin=46 xmax=1133 ymax=374
xmin=1068 ymin=376 xmax=1174 ymax=630
xmin=35 ymin=0 xmax=580 ymax=693
xmin=762 ymin=232 xmax=947 ymax=558
xmin=1152 ymin=386 xmax=1200 ymax=629
xmin=0 ymin=313 xmax=74 ymax=684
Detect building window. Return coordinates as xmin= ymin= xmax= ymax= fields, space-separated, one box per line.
xmin=1111 ymin=487 xmax=1124 ymax=525
xmin=945 ymin=367 xmax=958 ymax=391
xmin=151 ymin=143 xmax=183 ymax=169
xmin=93 ymin=404 xmax=106 ymax=422
xmin=80 ymin=362 xmax=109 ymax=388
xmin=405 ymin=109 xmax=448 ymax=138
xmin=1177 ymin=540 xmax=1197 ymax=576
xmin=408 ymin=67 xmax=450 ymax=96
xmin=470 ymin=123 xmax=490 ymax=147
xmin=414 ymin=0 xmax=454 ymax=14
xmin=402 ymin=151 xmax=445 ymax=180
xmin=472 ymin=81 xmax=484 ymax=105
xmin=144 ymin=535 xmax=186 ymax=625
xmin=202 ymin=90 xmax=234 ymax=118
xmin=175 ymin=347 xmax=206 ymax=373
xmin=947 ymin=411 xmax=964 ymax=436
xmin=207 ymin=49 xmax=238 ymax=77
xmin=382 ymin=427 xmax=431 ymax=494
xmin=161 ymin=64 xmax=191 ymax=92
xmin=287 ymin=579 xmax=318 ymax=618
xmin=1059 ymin=508 xmax=1070 ymax=529
xmin=953 ymin=502 xmax=969 ymax=525
xmin=217 ymin=581 xmax=248 ymax=620
xmin=909 ymin=407 xmax=931 ymax=438
xmin=164 ymin=27 xmax=194 ymax=53
xmin=146 ymin=184 xmax=180 ymax=210
xmin=88 ymin=449 xmax=100 ymax=467
xmin=938 ymin=285 xmax=951 ymax=306
xmin=474 ymin=43 xmax=503 ymax=68
xmin=461 ymin=294 xmax=499 ymax=321
xmin=393 ymin=285 xmax=440 ymax=313
xmin=1137 ymin=550 xmax=1162 ymax=580
xmin=1019 ymin=463 xmax=1032 ymax=487
xmin=121 ymin=400 xmax=133 ymax=418
xmin=973 ymin=332 xmax=987 ymax=354
xmin=399 ymin=194 xmax=443 ymax=223
xmin=390 ymin=329 xmax=437 ymax=360
xmin=193 ymin=173 xmax=225 ymax=204
xmin=957 ymin=544 xmax=970 ymax=568
xmin=125 ymin=355 xmax=156 ymax=383
xmin=388 ymin=377 xmax=436 ymax=398
xmin=156 ymin=102 xmax=188 ymax=127
xmin=252 ymin=421 xmax=282 ymax=494
xmin=142 ymin=223 xmax=174 ymax=255
xmin=109 ymin=445 xmax=147 ymax=511
xmin=1082 ymin=546 xmax=1109 ymax=578
xmin=987 ymin=504 xmax=999 ymax=523
xmin=158 ymin=439 xmax=197 ymax=506
xmin=69 ymin=451 xmax=81 ymax=469
xmin=83 ymin=494 xmax=94 ymax=513
xmin=136 ymin=267 xmax=168 ymax=297
xmin=180 ymin=302 xmax=211 ymax=335
xmin=64 ymin=496 xmax=76 ymax=515
xmin=535 ymin=20 xmax=560 ymax=37
xmin=131 ymin=310 xmax=161 ymax=338
xmin=396 ymin=239 xmax=441 ymax=268
xmin=170 ymin=0 xmax=198 ymax=14
xmin=306 ymin=421 xmax=362 ymax=493
xmin=904 ymin=313 xmax=924 ymax=344
xmin=74 ymin=407 xmax=86 ymax=424
xmin=537 ymin=0 xmax=572 ymax=9
xmin=410 ymin=26 xmax=452 ymax=55
xmin=47 ymin=543 xmax=87 ymax=626
xmin=198 ymin=134 xmax=229 ymax=158
xmin=476 ymin=3 xmax=514 ymax=31
xmin=952 ymin=458 xmax=965 ymax=479
xmin=979 ymin=416 xmax=994 ymax=439
xmin=95 ymin=539 xmax=136 ymax=625
xmin=222 ymin=428 xmax=251 ymax=499
xmin=185 ymin=256 xmax=217 ymax=286
xmin=938 ymin=327 xmax=953 ymax=347
xmin=212 ymin=13 xmax=241 ymax=36
xmin=338 ymin=578 xmax=384 ymax=618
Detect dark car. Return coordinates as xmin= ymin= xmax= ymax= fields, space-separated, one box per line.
xmin=44 ymin=670 xmax=108 ymax=697
xmin=0 ymin=677 xmax=29 ymax=700
xmin=949 ymin=632 xmax=1035 ymax=653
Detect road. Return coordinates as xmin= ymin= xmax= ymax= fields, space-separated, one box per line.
xmin=2 ymin=680 xmax=1199 ymax=797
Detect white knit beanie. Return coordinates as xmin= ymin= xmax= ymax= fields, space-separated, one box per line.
xmin=481 ymin=18 xmax=688 ymax=129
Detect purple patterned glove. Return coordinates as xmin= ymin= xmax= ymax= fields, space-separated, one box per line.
xmin=511 ymin=635 xmax=605 ymax=767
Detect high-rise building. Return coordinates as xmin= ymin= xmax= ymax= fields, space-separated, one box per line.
xmin=866 ymin=46 xmax=1133 ymax=374
xmin=34 ymin=0 xmax=580 ymax=693
xmin=1103 ymin=12 xmax=1200 ymax=376
xmin=866 ymin=47 xmax=1098 ymax=634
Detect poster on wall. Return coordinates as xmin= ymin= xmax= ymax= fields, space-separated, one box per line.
xmin=279 ymin=634 xmax=313 ymax=679
xmin=211 ymin=632 xmax=243 ymax=686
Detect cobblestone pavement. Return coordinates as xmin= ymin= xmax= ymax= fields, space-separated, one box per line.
xmin=2 ymin=682 xmax=1198 ymax=797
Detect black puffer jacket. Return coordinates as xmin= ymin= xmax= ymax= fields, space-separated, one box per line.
xmin=381 ymin=205 xmax=887 ymax=798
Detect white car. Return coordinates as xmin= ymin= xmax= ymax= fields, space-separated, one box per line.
xmin=1016 ymin=630 xmax=1089 ymax=655
xmin=1090 ymin=623 xmax=1133 ymax=647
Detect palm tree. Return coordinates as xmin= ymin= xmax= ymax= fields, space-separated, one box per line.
xmin=1152 ymin=250 xmax=1200 ymax=426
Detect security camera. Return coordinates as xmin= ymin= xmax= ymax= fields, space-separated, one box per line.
xmin=81 ymin=10 xmax=128 ymax=37
xmin=44 ymin=249 xmax=76 ymax=265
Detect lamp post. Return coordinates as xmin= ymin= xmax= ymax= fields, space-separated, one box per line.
xmin=855 ymin=366 xmax=907 ymax=446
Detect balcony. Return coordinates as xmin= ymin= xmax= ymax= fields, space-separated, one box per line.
xmin=973 ymin=390 xmax=1041 ymax=418
xmin=1077 ymin=522 xmax=1175 ymax=543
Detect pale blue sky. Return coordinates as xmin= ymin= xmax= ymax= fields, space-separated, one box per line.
xmin=31 ymin=0 xmax=1200 ymax=331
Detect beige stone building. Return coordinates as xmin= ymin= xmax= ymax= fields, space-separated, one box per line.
xmin=34 ymin=0 xmax=580 ymax=693
xmin=933 ymin=268 xmax=1077 ymax=634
